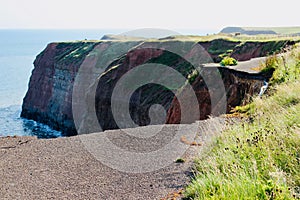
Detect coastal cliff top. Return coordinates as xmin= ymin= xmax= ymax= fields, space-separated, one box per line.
xmin=44 ymin=36 xmax=298 ymax=69
xmin=52 ymin=32 xmax=300 ymax=44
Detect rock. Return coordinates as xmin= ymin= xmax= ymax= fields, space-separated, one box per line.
xmin=21 ymin=42 xmax=100 ymax=136
xmin=166 ymin=67 xmax=271 ymax=124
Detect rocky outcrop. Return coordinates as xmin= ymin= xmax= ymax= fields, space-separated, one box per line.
xmin=21 ymin=38 xmax=278 ymax=136
xmin=166 ymin=67 xmax=273 ymax=123
xmin=21 ymin=42 xmax=100 ymax=135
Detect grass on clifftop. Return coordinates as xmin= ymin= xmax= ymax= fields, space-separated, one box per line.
xmin=165 ymin=34 xmax=300 ymax=43
xmin=185 ymin=45 xmax=300 ymax=199
xmin=242 ymin=27 xmax=300 ymax=35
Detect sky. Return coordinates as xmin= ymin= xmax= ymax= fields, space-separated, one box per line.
xmin=0 ymin=0 xmax=299 ymax=32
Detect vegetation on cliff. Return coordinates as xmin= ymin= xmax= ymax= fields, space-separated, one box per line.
xmin=198 ymin=38 xmax=296 ymax=63
xmin=185 ymin=45 xmax=300 ymax=199
xmin=220 ymin=57 xmax=238 ymax=66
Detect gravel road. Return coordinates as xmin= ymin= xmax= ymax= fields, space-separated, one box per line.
xmin=0 ymin=118 xmax=225 ymax=200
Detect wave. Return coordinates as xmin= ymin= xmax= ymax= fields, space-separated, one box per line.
xmin=0 ymin=105 xmax=62 ymax=138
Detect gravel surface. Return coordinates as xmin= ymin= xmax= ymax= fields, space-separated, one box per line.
xmin=0 ymin=118 xmax=226 ymax=200
xmin=204 ymin=56 xmax=267 ymax=73
xmin=230 ymin=57 xmax=266 ymax=73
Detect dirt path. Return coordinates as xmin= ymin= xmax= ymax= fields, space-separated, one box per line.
xmin=0 ymin=118 xmax=225 ymax=200
xmin=230 ymin=57 xmax=266 ymax=73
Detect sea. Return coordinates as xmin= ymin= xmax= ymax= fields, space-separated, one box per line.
xmin=0 ymin=29 xmax=214 ymax=138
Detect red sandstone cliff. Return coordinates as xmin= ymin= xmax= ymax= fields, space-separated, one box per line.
xmin=21 ymin=39 xmax=279 ymax=136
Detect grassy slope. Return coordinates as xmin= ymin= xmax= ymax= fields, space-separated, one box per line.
xmin=164 ymin=34 xmax=300 ymax=42
xmin=185 ymin=45 xmax=300 ymax=199
xmin=243 ymin=27 xmax=300 ymax=35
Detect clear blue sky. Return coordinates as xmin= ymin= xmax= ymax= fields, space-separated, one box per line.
xmin=0 ymin=0 xmax=299 ymax=31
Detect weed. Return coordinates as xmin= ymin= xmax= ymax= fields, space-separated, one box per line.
xmin=220 ymin=57 xmax=238 ymax=66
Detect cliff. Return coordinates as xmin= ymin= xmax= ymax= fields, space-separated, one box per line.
xmin=166 ymin=67 xmax=272 ymax=123
xmin=21 ymin=42 xmax=99 ymax=135
xmin=199 ymin=39 xmax=296 ymax=62
xmin=21 ymin=38 xmax=281 ymax=136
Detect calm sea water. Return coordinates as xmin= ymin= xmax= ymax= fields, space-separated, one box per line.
xmin=0 ymin=29 xmax=212 ymax=138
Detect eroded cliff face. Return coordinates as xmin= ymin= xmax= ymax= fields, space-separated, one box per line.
xmin=22 ymin=39 xmax=277 ymax=136
xmin=166 ymin=68 xmax=271 ymax=124
xmin=21 ymin=42 xmax=100 ymax=135
xmin=199 ymin=39 xmax=295 ymax=62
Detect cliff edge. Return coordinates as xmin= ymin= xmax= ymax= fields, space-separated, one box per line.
xmin=21 ymin=38 xmax=288 ymax=136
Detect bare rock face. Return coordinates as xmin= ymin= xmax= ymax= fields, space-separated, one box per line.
xmin=94 ymin=48 xmax=165 ymax=131
xmin=166 ymin=68 xmax=271 ymax=124
xmin=21 ymin=39 xmax=276 ymax=136
xmin=21 ymin=42 xmax=99 ymax=135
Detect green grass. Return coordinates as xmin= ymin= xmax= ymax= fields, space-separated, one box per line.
xmin=262 ymin=45 xmax=300 ymax=85
xmin=243 ymin=27 xmax=300 ymax=35
xmin=56 ymin=42 xmax=100 ymax=65
xmin=185 ymin=45 xmax=300 ymax=199
xmin=52 ymin=35 xmax=300 ymax=66
xmin=207 ymin=39 xmax=239 ymax=55
xmin=165 ymin=34 xmax=300 ymax=43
